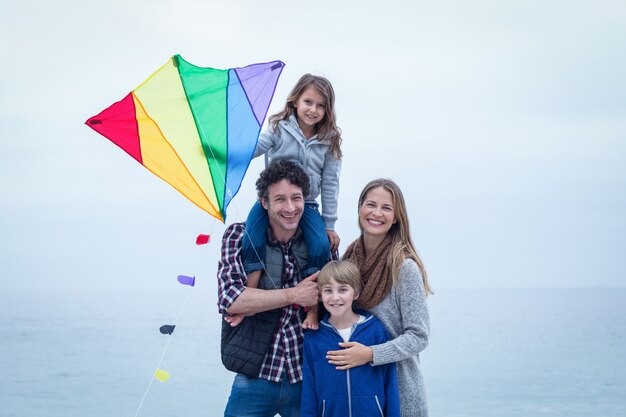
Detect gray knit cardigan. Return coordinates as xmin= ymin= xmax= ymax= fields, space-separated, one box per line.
xmin=370 ymin=259 xmax=430 ymax=417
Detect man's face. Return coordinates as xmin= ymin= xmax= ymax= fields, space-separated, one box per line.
xmin=261 ymin=179 xmax=305 ymax=242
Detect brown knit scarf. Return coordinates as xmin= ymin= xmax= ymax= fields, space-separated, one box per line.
xmin=342 ymin=234 xmax=394 ymax=310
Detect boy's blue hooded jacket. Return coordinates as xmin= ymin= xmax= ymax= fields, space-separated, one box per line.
xmin=301 ymin=311 xmax=400 ymax=417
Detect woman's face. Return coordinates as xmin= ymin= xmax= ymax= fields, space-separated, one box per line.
xmin=359 ymin=186 xmax=397 ymax=239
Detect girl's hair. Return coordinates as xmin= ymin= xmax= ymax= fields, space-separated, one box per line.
xmin=357 ymin=179 xmax=432 ymax=295
xmin=269 ymin=74 xmax=343 ymax=159
xmin=317 ymin=260 xmax=362 ymax=296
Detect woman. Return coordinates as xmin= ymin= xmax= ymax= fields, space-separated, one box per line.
xmin=327 ymin=178 xmax=432 ymax=417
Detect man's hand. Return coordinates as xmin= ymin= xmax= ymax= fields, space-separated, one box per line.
xmin=227 ymin=272 xmax=319 ymax=315
xmin=290 ymin=271 xmax=319 ymax=307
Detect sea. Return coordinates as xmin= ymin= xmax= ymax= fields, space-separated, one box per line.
xmin=1 ymin=287 xmax=625 ymax=417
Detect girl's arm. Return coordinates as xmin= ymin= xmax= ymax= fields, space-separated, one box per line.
xmin=320 ymin=153 xmax=341 ymax=249
xmin=253 ymin=130 xmax=278 ymax=158
xmin=326 ymin=230 xmax=340 ymax=253
xmin=326 ymin=260 xmax=429 ymax=368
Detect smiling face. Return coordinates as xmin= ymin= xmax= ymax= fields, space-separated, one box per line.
xmin=321 ymin=277 xmax=359 ymax=324
xmin=293 ymin=86 xmax=326 ymax=138
xmin=261 ymin=179 xmax=305 ymax=242
xmin=358 ymin=186 xmax=397 ymax=242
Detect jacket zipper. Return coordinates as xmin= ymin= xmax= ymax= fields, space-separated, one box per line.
xmin=346 ymin=368 xmax=352 ymax=417
xmin=375 ymin=395 xmax=384 ymax=416
xmin=326 ymin=318 xmax=374 ymax=417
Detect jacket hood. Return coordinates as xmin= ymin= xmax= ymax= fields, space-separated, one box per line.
xmin=319 ymin=309 xmax=376 ymax=335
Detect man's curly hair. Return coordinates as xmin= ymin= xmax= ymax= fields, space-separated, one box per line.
xmin=256 ymin=160 xmax=310 ymax=202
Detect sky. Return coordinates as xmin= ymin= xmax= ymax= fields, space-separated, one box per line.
xmin=1 ymin=0 xmax=625 ymax=291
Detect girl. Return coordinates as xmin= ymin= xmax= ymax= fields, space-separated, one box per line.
xmin=327 ymin=179 xmax=432 ymax=417
xmin=239 ymin=74 xmax=343 ymax=330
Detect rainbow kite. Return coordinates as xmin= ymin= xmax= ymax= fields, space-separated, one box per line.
xmin=85 ymin=55 xmax=284 ymax=222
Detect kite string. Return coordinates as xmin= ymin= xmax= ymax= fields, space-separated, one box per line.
xmin=226 ymin=196 xmax=278 ymax=289
xmin=196 ymin=106 xmax=277 ymax=286
xmin=132 ymin=291 xmax=192 ymax=417
xmin=133 ymin=367 xmax=157 ymax=417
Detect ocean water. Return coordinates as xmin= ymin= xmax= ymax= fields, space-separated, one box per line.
xmin=1 ymin=288 xmax=625 ymax=417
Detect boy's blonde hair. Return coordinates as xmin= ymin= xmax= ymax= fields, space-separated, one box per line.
xmin=317 ymin=260 xmax=362 ymax=296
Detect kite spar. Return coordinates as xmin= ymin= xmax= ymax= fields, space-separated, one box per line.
xmin=85 ymin=54 xmax=284 ymax=221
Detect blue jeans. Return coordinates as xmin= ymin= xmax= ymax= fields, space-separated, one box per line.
xmin=241 ymin=201 xmax=330 ymax=277
xmin=224 ymin=373 xmax=302 ymax=417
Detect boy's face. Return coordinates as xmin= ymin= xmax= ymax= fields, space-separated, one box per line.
xmin=321 ymin=278 xmax=358 ymax=319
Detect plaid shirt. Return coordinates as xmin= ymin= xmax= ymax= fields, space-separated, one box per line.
xmin=217 ymin=222 xmax=306 ymax=384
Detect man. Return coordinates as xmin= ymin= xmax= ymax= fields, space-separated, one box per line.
xmin=217 ymin=160 xmax=321 ymax=417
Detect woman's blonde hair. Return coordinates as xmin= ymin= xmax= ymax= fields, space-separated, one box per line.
xmin=269 ymin=74 xmax=342 ymax=159
xmin=317 ymin=260 xmax=362 ymax=296
xmin=358 ymin=179 xmax=432 ymax=295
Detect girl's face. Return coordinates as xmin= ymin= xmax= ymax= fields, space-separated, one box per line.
xmin=293 ymin=86 xmax=326 ymax=138
xmin=359 ymin=186 xmax=397 ymax=239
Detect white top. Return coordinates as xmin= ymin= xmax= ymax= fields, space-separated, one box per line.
xmin=335 ymin=314 xmax=365 ymax=342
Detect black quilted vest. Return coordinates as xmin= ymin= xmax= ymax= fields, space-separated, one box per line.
xmin=221 ymin=232 xmax=308 ymax=378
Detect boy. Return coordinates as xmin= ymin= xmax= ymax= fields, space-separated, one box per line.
xmin=301 ymin=260 xmax=400 ymax=417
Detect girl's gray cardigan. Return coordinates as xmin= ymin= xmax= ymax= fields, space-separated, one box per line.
xmin=370 ymin=259 xmax=430 ymax=417
xmin=253 ymin=114 xmax=341 ymax=231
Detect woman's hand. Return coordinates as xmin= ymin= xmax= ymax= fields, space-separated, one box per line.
xmin=326 ymin=230 xmax=340 ymax=252
xmin=326 ymin=341 xmax=373 ymax=370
